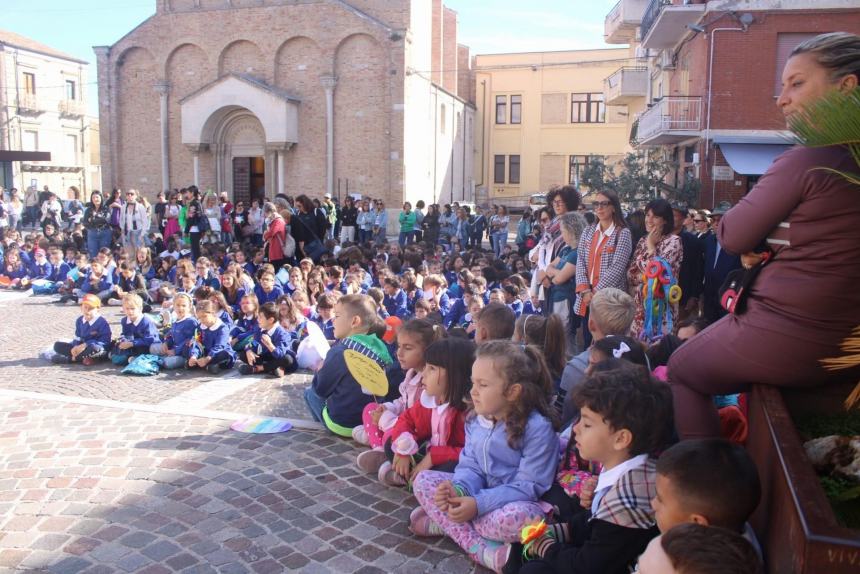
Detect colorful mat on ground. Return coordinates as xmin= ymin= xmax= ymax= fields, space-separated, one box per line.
xmin=230 ymin=417 xmax=293 ymax=434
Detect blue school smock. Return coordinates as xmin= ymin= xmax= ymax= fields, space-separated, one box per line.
xmin=119 ymin=315 xmax=161 ymax=347
xmin=165 ymin=316 xmax=199 ymax=358
xmin=72 ymin=315 xmax=112 ymax=350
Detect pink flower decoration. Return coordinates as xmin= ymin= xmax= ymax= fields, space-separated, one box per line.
xmin=392 ymin=432 xmax=419 ymax=456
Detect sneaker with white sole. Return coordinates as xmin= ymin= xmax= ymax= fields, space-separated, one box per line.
xmin=352 ymin=425 xmax=370 ymax=446
xmin=378 ymin=461 xmax=408 ymax=487
xmin=356 ymin=449 xmax=387 ymax=474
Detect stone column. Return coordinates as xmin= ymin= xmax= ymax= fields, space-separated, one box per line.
xmin=154 ymin=82 xmax=170 ymax=193
xmin=277 ymin=149 xmax=285 ymax=197
xmin=321 ymin=75 xmax=337 ymax=200
xmin=193 ymin=154 xmax=200 ymax=187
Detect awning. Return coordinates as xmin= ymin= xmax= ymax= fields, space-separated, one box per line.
xmin=717 ymin=143 xmax=792 ymax=176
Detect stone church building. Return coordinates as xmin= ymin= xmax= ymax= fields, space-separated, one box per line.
xmin=95 ymin=0 xmax=475 ymax=210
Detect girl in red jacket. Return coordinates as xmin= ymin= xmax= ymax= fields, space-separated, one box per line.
xmin=382 ymin=337 xmax=476 ymax=487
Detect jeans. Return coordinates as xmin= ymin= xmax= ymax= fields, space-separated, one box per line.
xmin=492 ymin=231 xmax=507 ymax=257
xmin=25 ymin=206 xmax=39 ymax=227
xmin=398 ymin=231 xmax=413 ymax=247
xmin=303 ymin=387 xmax=326 ymax=423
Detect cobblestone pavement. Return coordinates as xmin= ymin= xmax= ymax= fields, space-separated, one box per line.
xmin=0 ymin=295 xmax=485 ymax=573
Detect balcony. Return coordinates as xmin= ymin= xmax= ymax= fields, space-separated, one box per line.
xmin=604 ymin=0 xmax=649 ymax=44
xmin=641 ymin=0 xmax=705 ymax=50
xmin=604 ymin=67 xmax=648 ymax=105
xmin=635 ymin=96 xmax=702 ymax=145
xmin=59 ymin=99 xmax=86 ymax=117
xmin=17 ymin=94 xmax=45 ymax=114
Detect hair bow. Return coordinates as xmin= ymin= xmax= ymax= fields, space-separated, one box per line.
xmin=613 ymin=342 xmax=631 ymax=359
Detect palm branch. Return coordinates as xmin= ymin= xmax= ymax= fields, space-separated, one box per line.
xmin=793 ymin=89 xmax=860 ymax=408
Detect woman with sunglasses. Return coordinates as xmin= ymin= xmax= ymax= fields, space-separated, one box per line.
xmin=572 ymin=189 xmax=633 ymax=348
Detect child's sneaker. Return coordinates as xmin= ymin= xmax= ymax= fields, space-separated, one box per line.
xmin=238 ymin=363 xmax=255 ymax=375
xmin=356 ymin=449 xmax=387 ymax=474
xmin=51 ymin=355 xmax=70 ymax=365
xmin=81 ymin=357 xmax=95 ymax=367
xmin=476 ymin=542 xmax=511 ymax=573
xmin=352 ymin=425 xmax=370 ymax=446
xmin=206 ymin=363 xmax=221 ymax=375
xmin=408 ymin=507 xmax=443 ymax=537
xmin=378 ymin=461 xmax=408 ymax=486
xmin=107 ymin=298 xmax=122 ymax=306
xmin=272 ymin=367 xmax=285 ymax=378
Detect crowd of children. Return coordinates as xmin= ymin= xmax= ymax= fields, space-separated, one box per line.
xmin=2 ymin=192 xmax=763 ymax=574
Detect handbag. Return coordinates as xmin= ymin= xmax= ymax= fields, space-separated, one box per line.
xmin=718 ymin=251 xmax=772 ymax=315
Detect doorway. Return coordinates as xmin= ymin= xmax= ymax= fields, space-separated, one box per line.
xmin=232 ymin=156 xmax=265 ymax=204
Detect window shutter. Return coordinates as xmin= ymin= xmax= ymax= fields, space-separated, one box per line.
xmin=775 ymin=33 xmax=818 ymax=97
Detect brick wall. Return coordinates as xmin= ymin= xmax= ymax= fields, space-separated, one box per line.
xmin=431 ymin=0 xmax=443 ymax=85
xmin=442 ymin=7 xmax=458 ymax=94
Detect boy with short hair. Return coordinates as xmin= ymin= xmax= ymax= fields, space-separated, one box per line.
xmin=474 ymin=302 xmax=516 ymax=343
xmin=238 ymin=302 xmax=296 ymax=377
xmin=515 ymin=364 xmax=674 ymax=574
xmin=313 ymin=292 xmax=337 ymax=340
xmin=254 ymin=270 xmax=283 ymax=305
xmin=52 ymin=294 xmax=112 ymax=365
xmin=111 ymin=293 xmax=161 ymax=364
xmin=304 ymin=294 xmax=393 ymax=436
xmin=560 ymin=287 xmax=636 ymax=425
xmin=382 ymin=276 xmax=409 ymax=319
xmin=637 ymin=523 xmax=762 ymax=574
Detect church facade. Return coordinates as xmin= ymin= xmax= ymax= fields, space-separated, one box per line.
xmin=95 ymin=0 xmax=475 ymax=211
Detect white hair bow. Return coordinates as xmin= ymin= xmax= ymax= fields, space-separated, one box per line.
xmin=613 ymin=342 xmax=631 ymax=359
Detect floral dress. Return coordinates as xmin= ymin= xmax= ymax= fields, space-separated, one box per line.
xmin=627 ymin=234 xmax=683 ymax=340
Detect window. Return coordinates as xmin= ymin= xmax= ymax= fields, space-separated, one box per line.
xmin=494 ymin=155 xmax=506 ymax=184
xmin=510 ymin=95 xmax=522 ymax=124
xmin=775 ymin=33 xmax=818 ymax=96
xmin=495 ymin=95 xmax=507 ymax=124
xmin=569 ymin=155 xmax=590 ymax=185
xmin=440 ymin=103 xmax=447 ymax=134
xmin=571 ymin=93 xmax=605 ymax=123
xmin=509 ymin=155 xmax=521 ymax=184
xmin=65 ymin=80 xmax=76 ymax=100
xmin=22 ymin=130 xmax=38 ymax=151
xmin=23 ymin=72 xmax=36 ymax=95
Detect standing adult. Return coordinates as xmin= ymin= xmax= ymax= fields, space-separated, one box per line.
xmin=668 ymin=32 xmax=860 ymax=438
xmin=107 ymin=188 xmax=123 ymax=236
xmin=65 ymin=187 xmax=84 ymax=231
xmin=529 ymin=208 xmax=554 ymax=309
xmin=153 ymin=191 xmax=167 ymax=235
xmin=339 ymin=196 xmax=358 ymax=244
xmin=516 ymin=208 xmax=533 ymax=255
xmin=23 ymin=186 xmax=39 ymax=227
xmin=700 ymin=204 xmax=740 ymax=324
xmin=162 ymin=192 xmax=182 ymax=241
xmin=489 ymin=205 xmax=510 ymax=258
xmin=413 ymin=200 xmax=426 ymax=243
xmin=627 ymin=199 xmax=683 ymax=340
xmin=373 ymin=199 xmax=388 ymax=245
xmin=322 ymin=193 xmax=337 ymax=240
xmin=693 ymin=210 xmax=712 ymax=239
xmin=40 ymin=192 xmax=63 ymax=232
xmin=183 ymin=187 xmax=204 ymax=260
xmin=232 ymin=200 xmax=247 ymax=243
xmin=422 ymin=204 xmax=441 ymax=246
xmin=573 ymin=189 xmax=633 ymax=348
xmin=83 ymin=191 xmax=113 ymax=258
xmin=119 ymin=189 xmax=149 ymax=260
xmin=439 ymin=204 xmax=456 ymax=245
xmin=7 ymin=189 xmax=23 ymax=231
xmin=672 ymin=202 xmax=703 ymax=322
xmin=219 ymin=192 xmax=234 ymax=244
xmin=247 ymin=199 xmax=264 ymax=246
xmin=398 ymin=201 xmax=417 ymax=246
xmin=262 ymin=202 xmax=288 ymax=269
xmin=543 ymin=211 xmax=588 ymax=349
xmin=357 ymin=199 xmax=372 ymax=245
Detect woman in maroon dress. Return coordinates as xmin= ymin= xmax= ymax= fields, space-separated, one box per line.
xmin=668 ymin=32 xmax=860 ymax=439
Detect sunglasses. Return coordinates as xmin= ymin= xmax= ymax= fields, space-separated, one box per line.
xmin=591 ymin=201 xmax=612 ymax=209
xmin=693 ymin=219 xmax=705 ymax=223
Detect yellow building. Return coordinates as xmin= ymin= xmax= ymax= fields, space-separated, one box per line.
xmin=473 ymin=48 xmax=642 ymax=206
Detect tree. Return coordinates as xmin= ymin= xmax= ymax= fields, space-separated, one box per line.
xmin=578 ymin=151 xmax=697 ymax=207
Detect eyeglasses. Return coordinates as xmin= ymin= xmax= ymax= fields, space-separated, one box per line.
xmin=693 ymin=219 xmax=705 ymax=223
xmin=591 ymin=201 xmax=612 ymax=209
xmin=552 ymin=199 xmax=565 ymax=206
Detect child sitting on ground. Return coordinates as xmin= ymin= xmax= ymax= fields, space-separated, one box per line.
xmin=187 ymin=300 xmax=236 ymax=374
xmin=354 ymin=319 xmax=445 ymax=477
xmin=150 ymin=293 xmax=198 ymax=370
xmin=238 ymin=302 xmax=296 ymax=377
xmin=111 ymin=293 xmax=161 ymax=364
xmin=473 ymin=302 xmax=516 ymax=343
xmin=637 ymin=523 xmax=762 ymax=574
xmin=384 ymin=337 xmax=475 ymax=487
xmin=230 ymin=293 xmax=259 ymax=352
xmin=304 ymin=294 xmax=393 ymax=436
xmin=411 ymin=341 xmax=559 ymax=572
xmin=514 ymin=363 xmax=675 ymax=574
xmin=51 ymin=294 xmax=112 ymax=365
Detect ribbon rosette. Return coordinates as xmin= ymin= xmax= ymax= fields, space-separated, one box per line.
xmin=392 ymin=432 xmax=419 ymax=456
xmin=520 ymin=519 xmax=551 ymax=560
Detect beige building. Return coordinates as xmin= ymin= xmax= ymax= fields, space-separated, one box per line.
xmin=0 ymin=29 xmax=98 ymax=196
xmin=96 ymin=0 xmax=475 ymax=220
xmin=473 ymin=48 xmax=639 ymax=206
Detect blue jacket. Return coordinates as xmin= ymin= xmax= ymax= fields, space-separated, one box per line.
xmin=310 ymin=314 xmax=335 ymax=340
xmin=254 ymin=325 xmax=294 ymax=361
xmin=253 ymin=284 xmax=284 ymax=305
xmin=522 ymin=299 xmax=540 ymax=316
xmin=444 ymin=298 xmax=468 ymax=329
xmin=311 ymin=335 xmax=392 ymax=427
xmin=453 ymin=411 xmax=558 ymax=515
xmin=192 ymin=320 xmax=236 ymax=361
xmin=508 ymin=299 xmax=523 ymax=318
xmin=218 ymin=309 xmax=234 ymax=330
xmin=197 ymin=272 xmax=221 ymax=291
xmin=29 ymin=261 xmax=52 ymax=280
xmin=72 ymin=315 xmax=112 ymax=349
xmin=47 ymin=262 xmax=71 ymax=283
xmin=81 ymin=271 xmax=112 ymax=294
xmin=436 ymin=291 xmax=451 ymax=315
xmin=165 ymin=316 xmax=199 ymax=358
xmin=383 ymin=289 xmax=409 ymax=319
xmin=230 ymin=314 xmax=258 ymax=342
xmin=405 ymin=288 xmax=424 ymax=315
xmin=120 ymin=315 xmax=161 ymax=347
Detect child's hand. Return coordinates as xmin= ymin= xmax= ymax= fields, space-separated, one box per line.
xmin=70 ymin=343 xmax=86 ymax=359
xmin=245 ymin=350 xmax=257 ymax=365
xmin=410 ymin=455 xmax=434 ymax=481
xmin=434 ymin=481 xmax=457 ymax=512
xmin=198 ymin=356 xmax=211 ymax=367
xmin=579 ymin=476 xmax=598 ymax=509
xmin=447 ymin=496 xmax=478 ymax=523
xmin=118 ymin=341 xmax=133 ymax=350
xmin=370 ymin=404 xmax=385 ymax=425
xmin=392 ymin=454 xmax=412 ymax=478
xmin=188 ymin=357 xmax=198 ymax=367
xmin=261 ymin=334 xmax=272 ymax=348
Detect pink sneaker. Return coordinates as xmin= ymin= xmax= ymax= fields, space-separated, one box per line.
xmin=378 ymin=461 xmax=408 ymax=487
xmin=356 ymin=449 xmax=387 ymax=474
xmin=351 ymin=425 xmax=370 ymax=446
xmin=409 ymin=506 xmax=443 ymax=537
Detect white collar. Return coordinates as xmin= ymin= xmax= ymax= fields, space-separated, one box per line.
xmin=243 ymin=313 xmax=256 ymax=321
xmin=597 ymin=222 xmax=616 ymax=239
xmin=205 ymin=318 xmax=224 ymax=331
xmin=419 ymin=392 xmax=449 ymax=413
xmin=130 ymin=315 xmax=144 ymax=327
xmin=595 ymin=453 xmax=648 ymax=495
xmin=265 ymin=325 xmax=279 ymax=337
xmin=476 ymin=415 xmax=496 ymax=429
xmin=83 ymin=314 xmax=100 ymax=326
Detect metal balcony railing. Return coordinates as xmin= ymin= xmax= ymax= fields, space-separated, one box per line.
xmin=640 ymin=0 xmax=670 ymax=43
xmin=17 ymin=93 xmax=44 ymax=112
xmin=59 ymin=99 xmax=86 ymax=117
xmin=636 ymin=96 xmax=702 ymax=143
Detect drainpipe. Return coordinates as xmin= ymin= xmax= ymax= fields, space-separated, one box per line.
xmin=154 ymin=82 xmax=171 ymax=194
xmin=321 ymin=75 xmax=337 ymax=200
xmin=705 ymin=27 xmax=744 ymax=208
xmin=0 ymin=46 xmax=8 ymax=152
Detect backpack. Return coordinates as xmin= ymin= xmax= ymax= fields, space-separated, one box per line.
xmin=281 ymin=227 xmax=296 ymax=258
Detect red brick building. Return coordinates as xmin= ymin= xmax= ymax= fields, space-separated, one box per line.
xmin=604 ymin=0 xmax=860 ymax=208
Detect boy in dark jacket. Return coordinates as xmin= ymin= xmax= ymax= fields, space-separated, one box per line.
xmin=304 ymin=294 xmax=392 ymax=436
xmin=238 ymin=302 xmax=296 ymax=377
xmin=52 ymin=294 xmax=112 ymax=365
